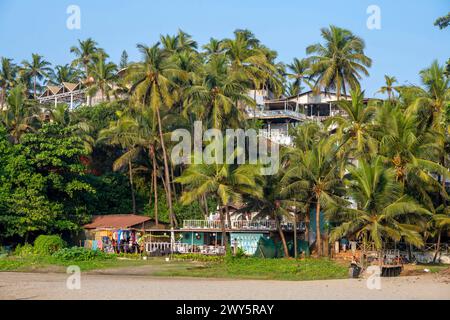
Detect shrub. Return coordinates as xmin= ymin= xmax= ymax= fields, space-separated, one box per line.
xmin=33 ymin=235 xmax=66 ymax=256
xmin=14 ymin=243 xmax=35 ymax=257
xmin=52 ymin=247 xmax=114 ymax=261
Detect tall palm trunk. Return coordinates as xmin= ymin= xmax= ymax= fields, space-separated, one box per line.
xmin=276 ymin=216 xmax=289 ymax=258
xmin=225 ymin=205 xmax=231 ymax=227
xmin=304 ymin=202 xmax=310 ymax=248
xmin=433 ymin=229 xmax=442 ymax=263
xmin=128 ymin=158 xmax=136 ymax=214
xmin=316 ymin=200 xmax=322 ymax=256
xmin=33 ymin=76 xmax=37 ymax=99
xmin=220 ymin=206 xmax=228 ymax=253
xmin=150 ymin=144 xmax=159 ymax=226
xmin=155 ymin=106 xmax=176 ymax=227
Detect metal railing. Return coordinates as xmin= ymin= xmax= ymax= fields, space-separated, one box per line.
xmin=145 ymin=242 xmax=225 ymax=255
xmin=182 ymin=220 xmax=305 ymax=231
xmin=246 ymin=109 xmax=307 ymax=121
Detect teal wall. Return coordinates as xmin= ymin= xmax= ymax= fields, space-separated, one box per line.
xmin=180 ymin=232 xmax=204 ymax=245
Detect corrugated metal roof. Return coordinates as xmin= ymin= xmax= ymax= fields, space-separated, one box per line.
xmin=84 ymin=214 xmax=151 ymax=229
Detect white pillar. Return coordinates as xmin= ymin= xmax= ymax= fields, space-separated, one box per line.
xmin=70 ymin=93 xmax=74 ymax=109
xmin=54 ymin=97 xmax=57 ymax=108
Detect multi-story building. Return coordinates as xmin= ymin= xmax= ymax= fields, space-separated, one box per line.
xmin=246 ymin=89 xmax=352 ymax=145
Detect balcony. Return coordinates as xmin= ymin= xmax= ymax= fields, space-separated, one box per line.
xmin=182 ymin=220 xmax=305 ymax=232
xmin=246 ymin=109 xmax=307 ymax=122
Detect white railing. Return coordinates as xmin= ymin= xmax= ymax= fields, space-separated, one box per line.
xmin=182 ymin=220 xmax=305 ymax=231
xmin=145 ymin=242 xmax=225 ymax=255
xmin=231 ymin=220 xmax=276 ymax=230
xmin=182 ymin=220 xmax=227 ymax=229
xmin=259 ymin=129 xmax=293 ymax=146
xmin=246 ymin=109 xmax=307 ymax=121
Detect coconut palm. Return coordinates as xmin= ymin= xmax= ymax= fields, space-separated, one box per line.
xmin=21 ymin=54 xmax=52 ymax=98
xmin=325 ymin=88 xmax=378 ymax=159
xmin=202 ymin=38 xmax=224 ymax=58
xmin=286 ymin=58 xmax=311 ymax=96
xmin=98 ymin=113 xmax=140 ymax=214
xmin=306 ymin=25 xmax=372 ymax=100
xmin=0 ymin=57 xmax=17 ymax=108
xmin=408 ymin=60 xmax=450 ymax=127
xmin=329 ymin=157 xmax=430 ymax=251
xmin=377 ymin=75 xmax=398 ymax=101
xmin=240 ymin=174 xmax=291 ymax=257
xmin=88 ymin=53 xmax=118 ymax=102
xmin=222 ymin=30 xmax=281 ymax=99
xmin=375 ymin=105 xmax=448 ymax=209
xmin=176 ymin=151 xmax=262 ymax=253
xmin=49 ymin=64 xmax=82 ymax=85
xmin=127 ymin=43 xmax=187 ymax=227
xmin=183 ymin=54 xmax=255 ymax=129
xmin=70 ymin=38 xmax=99 ymax=78
xmin=282 ymin=139 xmax=346 ymax=256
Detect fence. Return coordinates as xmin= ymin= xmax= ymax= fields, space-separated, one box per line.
xmin=145 ymin=242 xmax=225 ymax=255
xmin=182 ymin=220 xmax=305 ymax=231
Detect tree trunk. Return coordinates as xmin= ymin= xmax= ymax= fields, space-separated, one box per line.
xmin=225 ymin=205 xmax=231 ymax=227
xmin=293 ymin=213 xmax=298 ymax=258
xmin=315 ymin=200 xmax=322 ymax=256
xmin=155 ymin=106 xmax=176 ymax=228
xmin=33 ymin=76 xmax=37 ymax=99
xmin=304 ymin=202 xmax=310 ymax=248
xmin=219 ymin=206 xmax=228 ymax=253
xmin=202 ymin=194 xmax=209 ymax=219
xmin=276 ymin=217 xmax=289 ymax=258
xmin=433 ymin=230 xmax=442 ymax=263
xmin=150 ymin=144 xmax=159 ymax=226
xmin=128 ymin=158 xmax=136 ymax=214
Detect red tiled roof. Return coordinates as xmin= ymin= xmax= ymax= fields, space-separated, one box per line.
xmin=83 ymin=214 xmax=151 ymax=230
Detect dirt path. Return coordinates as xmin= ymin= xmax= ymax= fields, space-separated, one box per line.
xmin=0 ymin=271 xmax=449 ymax=300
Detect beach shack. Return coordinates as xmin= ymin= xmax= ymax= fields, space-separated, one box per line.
xmin=83 ymin=214 xmax=166 ymax=253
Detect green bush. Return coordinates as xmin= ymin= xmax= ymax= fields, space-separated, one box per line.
xmin=52 ymin=247 xmax=114 ymax=261
xmin=14 ymin=243 xmax=35 ymax=257
xmin=33 ymin=235 xmax=66 ymax=256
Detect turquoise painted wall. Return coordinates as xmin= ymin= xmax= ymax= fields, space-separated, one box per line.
xmin=180 ymin=232 xmax=204 ymax=245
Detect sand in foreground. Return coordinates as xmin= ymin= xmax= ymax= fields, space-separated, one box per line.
xmin=0 ymin=272 xmax=449 ymax=300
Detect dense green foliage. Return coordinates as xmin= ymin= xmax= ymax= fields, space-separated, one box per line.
xmin=33 ymin=235 xmax=67 ymax=256
xmin=0 ymin=26 xmax=448 ymax=256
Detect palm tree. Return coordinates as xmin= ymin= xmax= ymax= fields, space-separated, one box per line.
xmin=176 ymin=153 xmax=262 ymax=253
xmin=184 ymin=54 xmax=255 ymax=129
xmin=127 ymin=43 xmax=187 ymax=227
xmin=88 ymin=53 xmax=118 ymax=102
xmin=375 ymin=105 xmax=448 ymax=209
xmin=21 ymin=54 xmax=52 ymax=98
xmin=49 ymin=64 xmax=81 ymax=85
xmin=240 ymin=174 xmax=290 ymax=257
xmin=202 ymin=38 xmax=224 ymax=58
xmin=286 ymin=58 xmax=311 ymax=96
xmin=329 ymin=157 xmax=430 ymax=252
xmin=0 ymin=57 xmax=17 ymax=108
xmin=70 ymin=38 xmax=99 ymax=78
xmin=325 ymin=88 xmax=377 ymax=159
xmin=98 ymin=114 xmax=140 ymax=214
xmin=306 ymin=25 xmax=372 ymax=100
xmin=282 ymin=139 xmax=345 ymax=256
xmin=222 ymin=30 xmax=282 ymax=100
xmin=176 ymin=29 xmax=198 ymax=52
xmin=377 ymin=75 xmax=398 ymax=101
xmin=0 ymin=85 xmax=40 ymax=143
xmin=409 ymin=60 xmax=449 ymax=126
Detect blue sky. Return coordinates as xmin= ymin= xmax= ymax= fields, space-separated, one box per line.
xmin=0 ymin=0 xmax=448 ymax=97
